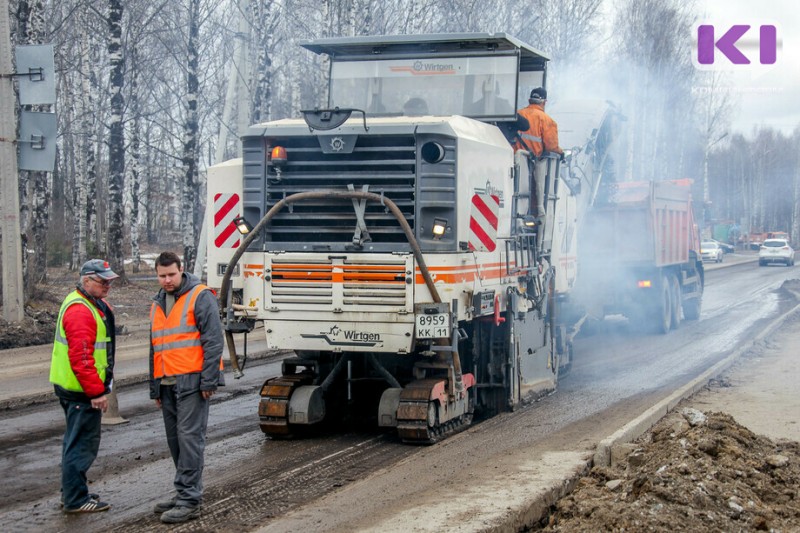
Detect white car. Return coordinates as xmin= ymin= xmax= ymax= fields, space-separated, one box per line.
xmin=700 ymin=241 xmax=723 ymax=263
xmin=758 ymin=239 xmax=795 ymax=266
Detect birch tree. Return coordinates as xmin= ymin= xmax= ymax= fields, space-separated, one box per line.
xmin=128 ymin=43 xmax=142 ymax=272
xmin=16 ymin=0 xmax=51 ymax=288
xmin=70 ymin=15 xmax=98 ymax=269
xmin=107 ymin=0 xmax=126 ymax=279
xmin=181 ymin=0 xmax=201 ymax=272
xmin=250 ymin=0 xmax=279 ymax=124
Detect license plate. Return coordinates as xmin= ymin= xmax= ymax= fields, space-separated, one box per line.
xmin=415 ymin=312 xmax=450 ymax=339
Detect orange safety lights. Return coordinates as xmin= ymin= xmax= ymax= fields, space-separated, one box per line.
xmin=270 ymin=146 xmax=288 ymax=166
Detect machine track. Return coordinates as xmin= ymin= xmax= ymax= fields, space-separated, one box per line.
xmin=258 ymin=372 xmax=315 ymax=437
xmin=396 ymin=378 xmax=473 ymax=444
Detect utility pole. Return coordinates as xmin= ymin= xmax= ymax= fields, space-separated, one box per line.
xmin=0 ymin=0 xmax=25 ymax=322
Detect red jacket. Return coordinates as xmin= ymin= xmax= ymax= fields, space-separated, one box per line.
xmin=62 ymin=303 xmax=108 ymax=398
xmin=516 ymin=103 xmax=563 ymax=157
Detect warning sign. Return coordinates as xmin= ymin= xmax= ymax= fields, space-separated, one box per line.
xmin=468 ymin=194 xmax=499 ymax=252
xmin=213 ymin=193 xmax=241 ymax=248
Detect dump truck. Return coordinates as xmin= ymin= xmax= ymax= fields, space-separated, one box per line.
xmin=207 ymin=33 xmax=617 ymax=443
xmin=568 ymin=179 xmax=704 ymax=333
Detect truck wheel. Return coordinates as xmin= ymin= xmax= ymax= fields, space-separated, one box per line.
xmin=670 ymin=275 xmax=681 ymax=330
xmin=651 ymin=276 xmax=672 ymax=334
xmin=683 ymin=296 xmax=701 ymax=320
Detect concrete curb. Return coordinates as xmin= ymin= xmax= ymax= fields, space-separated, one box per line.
xmin=0 ymin=349 xmax=284 ymax=412
xmin=0 ymin=371 xmax=154 ymax=412
xmin=593 ymin=300 xmax=800 ymax=467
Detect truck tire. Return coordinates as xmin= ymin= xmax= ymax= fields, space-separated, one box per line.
xmin=651 ymin=276 xmax=672 ymax=334
xmin=670 ymin=275 xmax=681 ymax=330
xmin=682 ymin=296 xmax=701 ymax=320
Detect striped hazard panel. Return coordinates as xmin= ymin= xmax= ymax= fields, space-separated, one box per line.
xmin=214 ymin=193 xmax=240 ymax=248
xmin=469 ymin=194 xmax=499 ymax=252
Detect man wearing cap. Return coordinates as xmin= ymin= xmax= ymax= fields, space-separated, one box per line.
xmin=50 ymin=259 xmax=118 ymax=513
xmin=516 ymin=87 xmax=563 ymax=158
xmin=516 ymin=87 xmax=564 ymax=218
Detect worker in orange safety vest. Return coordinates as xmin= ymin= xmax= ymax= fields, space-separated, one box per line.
xmin=149 ymin=251 xmax=224 ymax=524
xmin=516 ymin=87 xmax=563 ymax=158
xmin=515 ymin=87 xmax=565 ymax=219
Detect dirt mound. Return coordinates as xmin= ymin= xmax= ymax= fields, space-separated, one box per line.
xmin=0 ymin=308 xmax=57 ymax=349
xmin=0 ymin=268 xmax=156 ymax=350
xmin=536 ymin=409 xmax=800 ymax=532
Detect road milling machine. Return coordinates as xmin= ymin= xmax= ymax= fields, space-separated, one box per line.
xmin=208 ymin=33 xmax=618 ymax=443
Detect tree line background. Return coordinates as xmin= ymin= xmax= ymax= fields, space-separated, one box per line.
xmin=2 ymin=0 xmax=799 ymax=301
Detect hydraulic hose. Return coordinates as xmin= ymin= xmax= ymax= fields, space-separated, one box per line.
xmin=218 ymin=190 xmax=449 ymax=377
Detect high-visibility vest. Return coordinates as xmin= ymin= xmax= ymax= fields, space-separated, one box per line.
xmin=49 ymin=291 xmax=109 ymax=392
xmin=151 ymin=284 xmax=221 ymax=378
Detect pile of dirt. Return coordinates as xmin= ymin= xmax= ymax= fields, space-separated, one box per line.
xmin=0 ymin=268 xmax=156 ymax=350
xmin=537 ymin=409 xmax=800 ymax=532
xmin=0 ymin=308 xmax=58 ymax=349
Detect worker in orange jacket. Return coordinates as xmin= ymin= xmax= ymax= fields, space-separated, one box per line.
xmin=149 ymin=251 xmax=224 ymax=524
xmin=516 ymin=87 xmax=563 ymax=158
xmin=515 ymin=87 xmax=564 ymax=218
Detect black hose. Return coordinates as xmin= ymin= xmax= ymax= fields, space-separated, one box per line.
xmin=218 ymin=190 xmax=443 ymax=377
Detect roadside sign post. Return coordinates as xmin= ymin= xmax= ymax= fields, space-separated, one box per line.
xmin=0 ymin=0 xmax=24 ymax=322
xmin=0 ymin=3 xmax=56 ymax=322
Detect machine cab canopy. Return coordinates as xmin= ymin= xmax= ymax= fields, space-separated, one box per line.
xmin=300 ymin=33 xmax=549 ymax=123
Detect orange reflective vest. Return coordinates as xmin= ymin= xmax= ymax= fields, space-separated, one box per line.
xmin=515 ymin=103 xmax=563 ymax=157
xmin=150 ymin=284 xmax=221 ymax=378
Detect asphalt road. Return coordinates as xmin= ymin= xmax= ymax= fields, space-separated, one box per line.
xmin=0 ymin=255 xmax=797 ymax=532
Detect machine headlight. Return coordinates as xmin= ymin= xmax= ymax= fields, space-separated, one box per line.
xmin=432 ymin=218 xmax=448 ymax=238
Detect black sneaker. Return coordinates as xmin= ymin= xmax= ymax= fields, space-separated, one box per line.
xmin=61 ymin=493 xmax=100 ymax=509
xmin=153 ymin=496 xmax=178 ymax=514
xmin=160 ymin=505 xmax=201 ymax=524
xmin=64 ymin=499 xmax=111 ymax=513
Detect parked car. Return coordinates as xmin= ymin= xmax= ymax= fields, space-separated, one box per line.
xmin=758 ymin=239 xmax=795 ymax=267
xmin=711 ymin=239 xmax=735 ymax=254
xmin=700 ymin=241 xmax=723 ymax=263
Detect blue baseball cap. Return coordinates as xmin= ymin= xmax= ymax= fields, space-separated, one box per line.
xmin=80 ymin=259 xmax=119 ymax=280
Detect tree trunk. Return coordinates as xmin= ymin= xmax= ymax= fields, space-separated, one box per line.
xmin=107 ymin=0 xmax=126 ymax=280
xmin=19 ymin=0 xmax=51 ymax=289
xmin=72 ymin=25 xmax=94 ymax=270
xmin=181 ymin=0 xmax=200 ymax=273
xmin=250 ymin=0 xmax=274 ymax=124
xmin=128 ymin=44 xmax=141 ymax=273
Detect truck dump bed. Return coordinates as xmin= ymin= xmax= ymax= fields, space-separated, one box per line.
xmin=584 ymin=180 xmax=698 ymax=269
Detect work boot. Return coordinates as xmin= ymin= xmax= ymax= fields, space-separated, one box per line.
xmin=153 ymin=496 xmax=178 ymax=514
xmin=160 ymin=505 xmax=201 ymax=524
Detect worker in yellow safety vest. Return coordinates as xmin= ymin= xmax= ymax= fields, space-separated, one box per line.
xmin=50 ymin=259 xmax=119 ymax=513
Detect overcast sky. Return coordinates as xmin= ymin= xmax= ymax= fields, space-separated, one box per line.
xmin=697 ymin=0 xmax=800 ymax=136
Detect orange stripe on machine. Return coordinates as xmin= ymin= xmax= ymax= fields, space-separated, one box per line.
xmin=265 ymin=262 xmax=512 ymax=285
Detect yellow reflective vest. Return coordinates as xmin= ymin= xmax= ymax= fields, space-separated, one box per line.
xmin=49 ymin=290 xmax=109 ymax=393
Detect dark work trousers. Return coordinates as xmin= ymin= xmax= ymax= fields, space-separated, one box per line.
xmin=160 ymin=384 xmax=209 ymax=507
xmin=60 ymin=398 xmax=102 ymax=509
